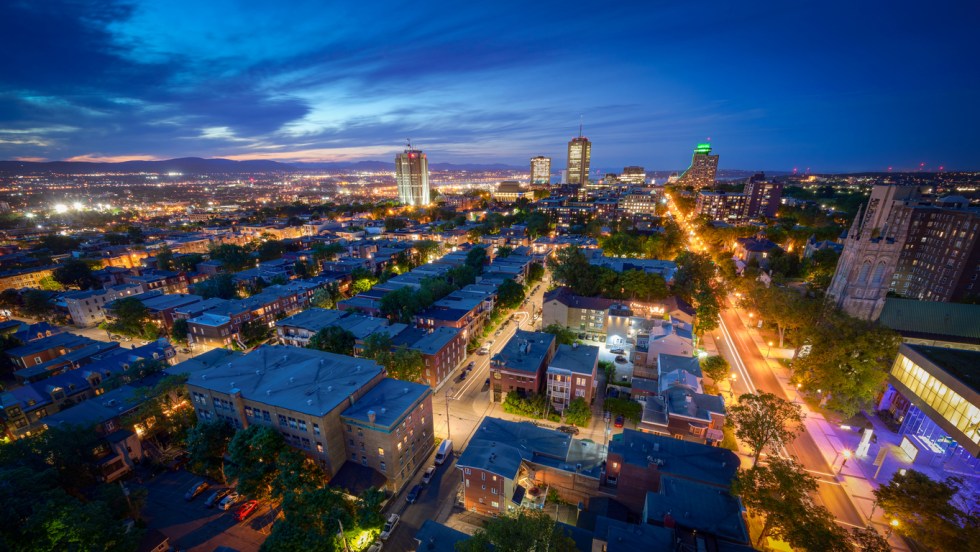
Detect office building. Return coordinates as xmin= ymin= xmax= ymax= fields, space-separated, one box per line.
xmin=677 ymin=143 xmax=718 ymax=190
xmin=620 ymin=166 xmax=646 ymax=185
xmin=618 ymin=186 xmax=664 ymax=217
xmin=530 ymin=156 xmax=551 ymax=186
xmin=493 ymin=181 xmax=532 ymax=203
xmin=396 ymin=147 xmax=430 ymax=207
xmin=566 ymin=134 xmax=591 ymax=186
xmin=695 ymin=191 xmax=746 ymax=222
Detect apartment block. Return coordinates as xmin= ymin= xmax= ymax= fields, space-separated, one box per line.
xmin=546 ymin=343 xmax=599 ymax=411
xmin=489 ymin=330 xmax=556 ymax=403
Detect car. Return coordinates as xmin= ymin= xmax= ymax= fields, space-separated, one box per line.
xmin=478 ymin=346 xmax=489 ymax=355
xmin=204 ymin=487 xmax=231 ymax=508
xmin=380 ymin=513 xmax=400 ymax=540
xmin=556 ymin=425 xmax=580 ymax=435
xmin=494 ymin=329 xmax=502 ymax=336
xmin=421 ymin=466 xmax=436 ymax=485
xmin=366 ymin=542 xmax=383 ymax=552
xmin=235 ymin=500 xmax=259 ymax=522
xmin=466 ymin=361 xmax=475 ymax=371
xmin=610 ymin=348 xmax=625 ymax=355
xmin=406 ymin=484 xmax=423 ymax=504
xmin=577 ymin=333 xmax=587 ymax=339
xmin=184 ymin=480 xmax=210 ymax=501
xmin=219 ymin=491 xmax=242 ymax=510
xmin=614 ymin=416 xmax=624 ymax=428
xmin=484 ymin=377 xmax=490 ymax=387
xmin=614 ymin=355 xmax=627 ymax=364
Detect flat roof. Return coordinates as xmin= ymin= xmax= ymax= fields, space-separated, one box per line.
xmin=609 ymin=429 xmax=738 ymax=488
xmin=907 ymin=344 xmax=980 ymax=395
xmin=492 ymin=330 xmax=554 ymax=374
xmin=275 ymin=308 xmax=348 ymax=331
xmin=457 ymin=417 xmax=576 ymax=479
xmin=879 ymin=299 xmax=980 ymax=344
xmin=549 ymin=344 xmax=599 ymax=376
xmin=341 ymin=378 xmax=430 ymax=429
xmin=644 ymin=477 xmax=749 ymax=543
xmin=181 ymin=345 xmax=383 ymax=417
xmin=408 ymin=327 xmax=460 ymax=355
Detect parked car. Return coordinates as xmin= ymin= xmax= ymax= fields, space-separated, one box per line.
xmin=614 ymin=416 xmax=624 ymax=428
xmin=380 ymin=513 xmax=400 ymax=540
xmin=184 ymin=480 xmax=210 ymax=501
xmin=456 ymin=371 xmax=467 ymax=383
xmin=466 ymin=361 xmax=475 ymax=371
xmin=204 ymin=488 xmax=231 ymax=508
xmin=556 ymin=425 xmax=580 ymax=435
xmin=406 ymin=484 xmax=423 ymax=504
xmin=421 ymin=466 xmax=436 ymax=485
xmin=614 ymin=356 xmax=627 ymax=364
xmin=610 ymin=348 xmax=625 ymax=354
xmin=235 ymin=500 xmax=259 ymax=521
xmin=219 ymin=491 xmax=242 ymax=510
xmin=478 ymin=346 xmax=489 ymax=355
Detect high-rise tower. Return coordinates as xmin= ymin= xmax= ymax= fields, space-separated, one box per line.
xmin=566 ymin=129 xmax=591 ymax=186
xmin=678 ymin=143 xmax=719 ymax=190
xmin=530 ymin=156 xmax=551 ymax=186
xmin=396 ymin=145 xmax=430 ymax=207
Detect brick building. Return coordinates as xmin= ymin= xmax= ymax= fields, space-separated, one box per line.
xmin=546 ymin=343 xmax=599 ymax=411
xmin=489 ymin=331 xmax=556 ymax=403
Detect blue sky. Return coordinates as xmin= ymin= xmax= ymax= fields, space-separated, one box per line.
xmin=0 ymin=0 xmax=977 ymax=171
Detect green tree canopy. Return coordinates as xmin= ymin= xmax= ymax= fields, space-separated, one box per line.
xmin=873 ymin=469 xmax=980 ymax=551
xmin=456 ymin=508 xmax=578 ymax=552
xmin=308 ymin=326 xmax=356 ymax=356
xmin=53 ymin=258 xmax=98 ymax=290
xmin=700 ymin=355 xmax=730 ymax=382
xmin=465 ymin=246 xmax=487 ymax=272
xmin=106 ymin=297 xmax=151 ymax=337
xmin=209 ymin=243 xmax=252 ymax=272
xmin=194 ymin=273 xmax=237 ymax=300
xmin=226 ymin=425 xmax=289 ymax=500
xmin=186 ymin=419 xmax=234 ymax=482
xmin=497 ymin=279 xmax=525 ymax=310
xmin=541 ymin=323 xmax=577 ymax=346
xmin=728 ymin=392 xmax=805 ymax=467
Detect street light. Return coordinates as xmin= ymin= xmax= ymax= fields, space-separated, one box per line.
xmin=766 ymin=341 xmax=773 ymax=358
xmin=444 ymin=387 xmax=455 ymax=441
xmin=886 ymin=519 xmax=900 ymax=538
xmin=837 ymin=449 xmax=852 ymax=475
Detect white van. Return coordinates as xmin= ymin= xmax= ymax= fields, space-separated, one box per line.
xmin=434 ymin=439 xmax=453 ymax=465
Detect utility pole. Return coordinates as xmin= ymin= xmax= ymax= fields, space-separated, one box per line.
xmin=337 ymin=519 xmax=351 ymax=552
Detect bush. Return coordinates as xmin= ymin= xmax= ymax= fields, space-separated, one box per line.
xmin=564 ymin=398 xmax=592 ymax=427
xmin=604 ymin=397 xmax=642 ymax=422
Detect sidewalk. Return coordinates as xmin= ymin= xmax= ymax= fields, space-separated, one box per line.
xmin=729 ymin=307 xmax=912 ymax=551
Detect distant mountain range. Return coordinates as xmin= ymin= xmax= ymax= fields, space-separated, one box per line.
xmin=0 ymin=157 xmax=799 ymax=177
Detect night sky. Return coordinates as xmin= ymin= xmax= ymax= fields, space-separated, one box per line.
xmin=1 ymin=1 xmax=977 ymax=171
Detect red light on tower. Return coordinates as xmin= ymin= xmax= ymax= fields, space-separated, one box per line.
xmin=409 ymin=154 xmax=415 ymax=158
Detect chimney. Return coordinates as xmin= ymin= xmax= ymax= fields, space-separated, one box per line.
xmin=368 ymin=410 xmax=376 ymax=423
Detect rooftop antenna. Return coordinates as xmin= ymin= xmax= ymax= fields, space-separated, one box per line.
xmin=578 ymin=115 xmax=583 ymax=138
xmin=406 ymin=138 xmax=412 ymax=150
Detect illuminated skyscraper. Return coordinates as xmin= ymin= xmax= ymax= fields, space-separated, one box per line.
xmin=396 ymin=146 xmax=430 ymax=206
xmin=620 ymin=166 xmax=646 ymax=185
xmin=566 ymin=133 xmax=591 ymax=186
xmin=530 ymin=156 xmax=551 ymax=185
xmin=678 ymin=143 xmax=719 ymax=190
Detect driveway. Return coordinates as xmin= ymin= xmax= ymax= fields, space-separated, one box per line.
xmin=141 ymin=469 xmax=272 ymax=552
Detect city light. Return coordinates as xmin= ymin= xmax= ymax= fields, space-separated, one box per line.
xmin=53 ymin=203 xmax=68 ymax=214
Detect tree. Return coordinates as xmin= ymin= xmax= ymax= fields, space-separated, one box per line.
xmin=732 ymin=456 xmax=819 ymax=548
xmin=209 ymin=243 xmax=252 ymax=272
xmin=21 ymin=290 xmax=53 ymax=320
xmin=541 ymin=323 xmax=577 ymax=346
xmin=873 ymin=470 xmax=980 ymax=551
xmin=850 ymin=526 xmax=892 ymax=552
xmin=257 ymin=239 xmax=291 ymax=262
xmin=312 ymin=242 xmax=344 ymax=262
xmin=563 ymin=397 xmax=591 ymax=427
xmin=350 ymin=267 xmax=377 ymax=294
xmin=186 ymin=419 xmax=234 ymax=482
xmin=456 ymin=508 xmax=577 ymax=552
xmin=170 ymin=318 xmax=189 ymax=344
xmin=414 ymin=239 xmax=443 ymax=264
xmin=603 ymin=397 xmax=642 ymax=422
xmin=746 ymin=283 xmax=818 ymax=347
xmin=195 ymin=273 xmax=237 ymax=300
xmin=239 ymin=319 xmax=272 ymax=348
xmin=308 ymin=326 xmax=356 ymax=356
xmin=692 ymin=288 xmax=720 ymax=336
xmin=155 ymin=246 xmax=176 ymax=271
xmin=37 ymin=276 xmax=63 ymax=291
xmin=792 ymin=311 xmax=900 ymax=416
xmin=618 ymin=270 xmax=668 ymax=301
xmin=527 ymin=263 xmax=545 ymax=284
xmin=497 ymin=279 xmax=525 ymax=310
xmin=496 ymin=245 xmax=513 ymax=258
xmin=107 ymin=297 xmax=151 ymax=338
xmin=361 ymin=333 xmax=394 ymax=367
xmin=227 ymin=425 xmax=289 ymax=501
xmin=465 ymin=246 xmax=487 ymax=272
xmin=700 ymin=355 xmax=730 ymax=382
xmin=387 ymin=347 xmax=425 ymax=383
xmin=728 ymin=392 xmax=804 ymax=466
xmin=53 ymin=258 xmax=98 ymax=290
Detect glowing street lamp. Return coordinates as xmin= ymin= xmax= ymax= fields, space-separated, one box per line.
xmin=886 ymin=518 xmax=900 ymax=538
xmin=837 ymin=449 xmax=852 ymax=475
xmin=766 ymin=341 xmax=773 ymax=358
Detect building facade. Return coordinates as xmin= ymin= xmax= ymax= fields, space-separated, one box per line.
xmin=489 ymin=331 xmax=557 ymax=403
xmin=530 ymin=156 xmax=551 ymax=186
xmin=546 ymin=344 xmax=599 ymax=411
xmin=566 ymin=136 xmax=591 ymax=186
xmin=677 ymin=143 xmax=719 ymax=190
xmin=396 ymin=147 xmax=430 ymax=207
xmin=695 ymin=191 xmax=745 ymax=222
xmin=742 ymin=175 xmax=782 ymax=219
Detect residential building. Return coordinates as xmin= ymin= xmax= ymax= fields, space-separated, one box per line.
xmin=643 ymin=477 xmax=750 ymax=545
xmin=603 ymin=429 xmax=739 ymax=514
xmin=530 ymin=156 xmax=551 ymax=186
xmin=546 ymin=343 xmax=599 ymax=411
xmin=275 ymin=308 xmax=349 ymax=347
xmin=63 ymin=283 xmax=144 ymax=327
xmin=733 ymin=235 xmax=781 ymax=268
xmin=802 ymin=235 xmax=843 ymax=259
xmin=620 ymin=166 xmax=647 ymax=185
xmin=400 ymin=326 xmax=466 ymax=388
xmin=677 ymin=143 xmax=719 ymax=190
xmin=489 ymin=330 xmax=557 ymax=403
xmin=695 ymin=190 xmax=746 ymax=222
xmin=566 ymin=134 xmax=591 ymax=185
xmin=493 ymin=181 xmax=532 ymax=203
xmin=414 ymin=521 xmax=470 ymax=552
xmin=742 ymin=174 xmax=782 ymax=219
xmin=175 ymin=345 xmax=433 ymax=492
xmin=0 ymin=265 xmax=55 ymax=291
xmin=618 ymin=186 xmax=663 ymax=217
xmin=6 ymin=332 xmax=98 ymax=371
xmin=396 ymin=147 xmax=430 ymax=207
xmin=456 ymin=417 xmax=603 ymax=515
xmin=587 ymin=254 xmax=678 ymax=283
xmin=636 ymin=353 xmax=725 ymax=444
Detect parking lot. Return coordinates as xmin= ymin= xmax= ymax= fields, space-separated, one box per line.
xmin=142 ymin=469 xmax=272 ymax=552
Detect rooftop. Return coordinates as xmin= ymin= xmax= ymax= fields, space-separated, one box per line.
xmin=408 ymin=327 xmax=461 ymax=355
xmin=879 ymin=298 xmax=980 ymax=344
xmin=275 ymin=307 xmax=348 ymax=331
xmin=413 ymin=521 xmax=470 ymax=552
xmin=341 ymin=378 xmax=430 ymax=428
xmin=906 ymin=344 xmax=980 ymax=396
xmin=177 ymin=345 xmax=383 ymax=416
xmin=7 ymin=332 xmax=95 ymax=357
xmin=609 ymin=429 xmax=738 ymax=488
xmin=548 ymin=343 xmax=599 ymax=376
xmin=457 ymin=417 xmax=572 ymax=479
xmin=644 ymin=477 xmax=749 ymax=544
xmin=658 ymin=353 xmax=702 ymax=379
xmin=492 ymin=330 xmax=555 ymax=374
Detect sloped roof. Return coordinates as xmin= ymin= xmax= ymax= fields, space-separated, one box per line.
xmin=878 ymin=298 xmax=980 ymax=344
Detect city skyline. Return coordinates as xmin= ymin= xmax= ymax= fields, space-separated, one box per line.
xmin=1 ymin=1 xmax=977 ymax=172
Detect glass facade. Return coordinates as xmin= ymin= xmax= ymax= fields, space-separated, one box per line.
xmin=891 ymin=354 xmax=980 ymax=451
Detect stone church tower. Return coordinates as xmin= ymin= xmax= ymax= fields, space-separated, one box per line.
xmin=826 ymin=184 xmax=918 ymax=320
